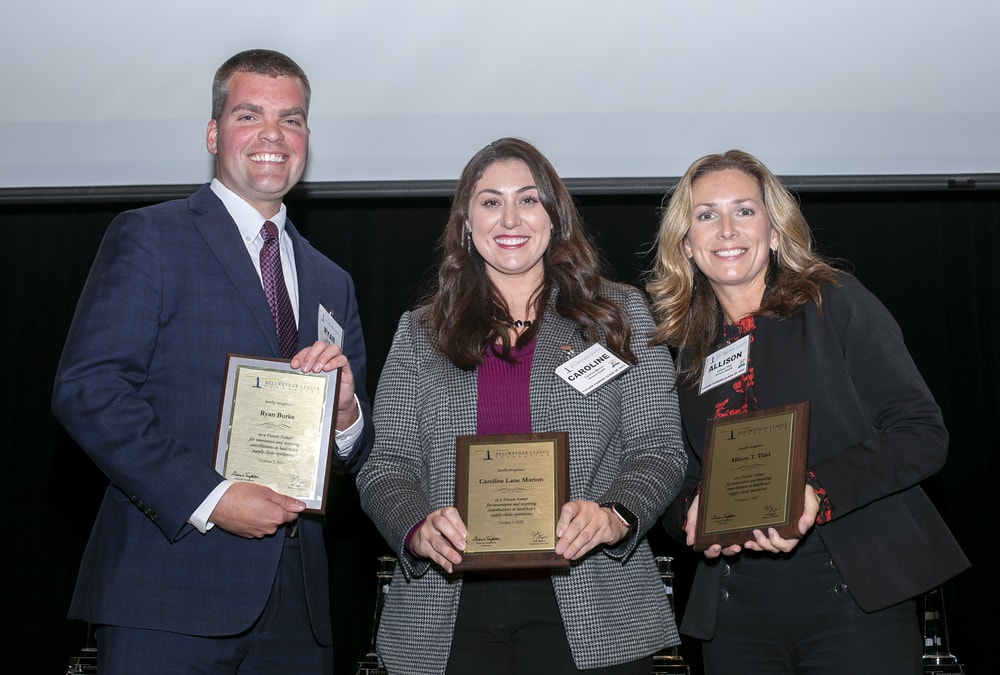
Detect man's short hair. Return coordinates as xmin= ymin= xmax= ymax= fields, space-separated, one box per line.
xmin=211 ymin=49 xmax=311 ymax=120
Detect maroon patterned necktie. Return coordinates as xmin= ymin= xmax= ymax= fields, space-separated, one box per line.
xmin=259 ymin=220 xmax=298 ymax=359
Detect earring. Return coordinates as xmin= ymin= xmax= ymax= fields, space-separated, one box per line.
xmin=465 ymin=229 xmax=472 ymax=255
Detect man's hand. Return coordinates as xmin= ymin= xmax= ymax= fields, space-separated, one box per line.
xmin=209 ymin=482 xmax=306 ymax=538
xmin=290 ymin=340 xmax=360 ymax=430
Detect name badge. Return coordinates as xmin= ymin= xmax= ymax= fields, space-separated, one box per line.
xmin=318 ymin=304 xmax=343 ymax=348
xmin=556 ymin=343 xmax=630 ymax=396
xmin=699 ymin=334 xmax=750 ymax=395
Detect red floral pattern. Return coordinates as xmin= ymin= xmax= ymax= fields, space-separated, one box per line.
xmin=714 ymin=315 xmax=759 ymax=417
xmin=807 ymin=470 xmax=834 ymax=525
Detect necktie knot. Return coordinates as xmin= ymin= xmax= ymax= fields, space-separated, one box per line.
xmin=262 ymin=219 xmax=279 ymax=242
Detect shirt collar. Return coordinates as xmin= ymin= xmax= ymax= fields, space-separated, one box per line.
xmin=210 ymin=178 xmax=288 ymax=242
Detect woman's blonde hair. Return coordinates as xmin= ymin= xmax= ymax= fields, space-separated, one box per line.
xmin=646 ymin=149 xmax=837 ymax=383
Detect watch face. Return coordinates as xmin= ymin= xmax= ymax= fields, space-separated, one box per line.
xmin=603 ymin=502 xmax=637 ymax=527
xmin=616 ymin=504 xmax=638 ymax=527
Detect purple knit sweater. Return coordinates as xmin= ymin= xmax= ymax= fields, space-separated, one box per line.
xmin=476 ymin=338 xmax=536 ymax=435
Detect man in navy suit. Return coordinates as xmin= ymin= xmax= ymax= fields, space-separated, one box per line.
xmin=52 ymin=49 xmax=373 ymax=672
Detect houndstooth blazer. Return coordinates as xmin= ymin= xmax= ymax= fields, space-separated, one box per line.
xmin=356 ymin=282 xmax=686 ymax=673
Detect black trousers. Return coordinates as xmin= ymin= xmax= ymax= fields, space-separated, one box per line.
xmin=702 ymin=534 xmax=921 ymax=674
xmin=446 ymin=575 xmax=653 ymax=675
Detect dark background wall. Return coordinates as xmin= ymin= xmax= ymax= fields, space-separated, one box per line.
xmin=5 ymin=185 xmax=995 ymax=673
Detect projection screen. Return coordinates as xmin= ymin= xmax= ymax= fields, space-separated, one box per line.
xmin=2 ymin=0 xmax=997 ymax=194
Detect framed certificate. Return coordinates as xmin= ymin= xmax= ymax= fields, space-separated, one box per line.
xmin=693 ymin=402 xmax=810 ymax=551
xmin=454 ymin=432 xmax=571 ymax=570
xmin=212 ymin=354 xmax=340 ymax=514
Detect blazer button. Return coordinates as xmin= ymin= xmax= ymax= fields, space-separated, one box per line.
xmin=833 ymin=582 xmax=848 ymax=594
xmin=721 ymin=562 xmax=731 ymax=576
xmin=720 ymin=589 xmax=730 ymax=602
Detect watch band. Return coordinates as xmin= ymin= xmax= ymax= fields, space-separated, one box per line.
xmin=600 ymin=502 xmax=637 ymax=529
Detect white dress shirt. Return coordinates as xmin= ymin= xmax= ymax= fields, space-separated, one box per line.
xmin=188 ymin=179 xmax=364 ymax=532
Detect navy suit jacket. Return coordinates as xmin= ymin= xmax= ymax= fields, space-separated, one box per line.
xmin=53 ymin=184 xmax=373 ymax=642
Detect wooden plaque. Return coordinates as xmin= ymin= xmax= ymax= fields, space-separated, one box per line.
xmin=454 ymin=432 xmax=571 ymax=570
xmin=693 ymin=403 xmax=810 ymax=551
xmin=212 ymin=354 xmax=339 ymax=514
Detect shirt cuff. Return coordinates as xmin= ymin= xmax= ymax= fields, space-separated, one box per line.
xmin=189 ymin=480 xmax=233 ymax=533
xmin=806 ymin=470 xmax=834 ymax=525
xmin=334 ymin=394 xmax=364 ymax=458
xmin=405 ymin=518 xmax=426 ymax=557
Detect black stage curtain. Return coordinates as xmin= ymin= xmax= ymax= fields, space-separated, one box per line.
xmin=5 ymin=188 xmax=995 ymax=673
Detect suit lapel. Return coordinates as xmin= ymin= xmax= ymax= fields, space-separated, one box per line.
xmin=444 ymin=342 xmax=478 ymax=437
xmin=530 ymin=300 xmax=587 ymax=433
xmin=288 ymin=222 xmax=317 ymax=352
xmin=190 ymin=187 xmax=282 ymax=357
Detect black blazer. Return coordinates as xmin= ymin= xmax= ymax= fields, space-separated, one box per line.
xmin=664 ymin=272 xmax=968 ymax=639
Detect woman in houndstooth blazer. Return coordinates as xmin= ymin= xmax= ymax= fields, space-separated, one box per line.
xmin=356 ymin=138 xmax=687 ymax=674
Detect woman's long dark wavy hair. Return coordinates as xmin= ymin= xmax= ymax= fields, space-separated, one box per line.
xmin=424 ymin=137 xmax=633 ymax=370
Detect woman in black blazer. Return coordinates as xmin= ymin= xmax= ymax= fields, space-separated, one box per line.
xmin=647 ymin=150 xmax=968 ymax=674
